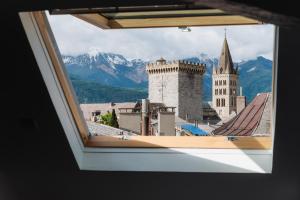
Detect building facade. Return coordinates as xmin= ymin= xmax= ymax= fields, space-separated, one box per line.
xmin=118 ymin=99 xmax=176 ymax=136
xmin=146 ymin=58 xmax=205 ymax=120
xmin=212 ymin=37 xmax=239 ymax=119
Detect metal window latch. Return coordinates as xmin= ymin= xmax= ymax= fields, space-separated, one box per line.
xmin=227 ymin=136 xmax=238 ymax=141
xmin=120 ymin=135 xmax=130 ymax=140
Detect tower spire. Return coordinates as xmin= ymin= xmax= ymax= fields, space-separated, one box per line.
xmin=218 ymin=34 xmax=236 ymax=74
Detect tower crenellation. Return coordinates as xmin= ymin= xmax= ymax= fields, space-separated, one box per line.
xmin=146 ymin=59 xmax=205 ymax=74
xmin=147 ymin=58 xmax=205 ymax=120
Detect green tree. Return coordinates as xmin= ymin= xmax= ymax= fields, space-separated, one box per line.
xmin=111 ymin=109 xmax=119 ymax=128
xmin=100 ymin=112 xmax=112 ymax=126
xmin=100 ymin=110 xmax=119 ymax=128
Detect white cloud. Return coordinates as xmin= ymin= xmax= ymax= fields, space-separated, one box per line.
xmin=47 ymin=13 xmax=275 ymax=62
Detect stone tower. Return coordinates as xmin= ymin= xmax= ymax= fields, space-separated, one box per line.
xmin=212 ymin=36 xmax=239 ymax=119
xmin=146 ymin=58 xmax=205 ymax=120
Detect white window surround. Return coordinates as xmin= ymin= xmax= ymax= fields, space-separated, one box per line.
xmin=19 ymin=11 xmax=278 ymax=173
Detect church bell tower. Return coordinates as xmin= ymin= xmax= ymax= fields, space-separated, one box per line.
xmin=212 ymin=34 xmax=239 ymax=119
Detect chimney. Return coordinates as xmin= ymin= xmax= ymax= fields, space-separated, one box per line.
xmin=236 ymin=87 xmax=246 ymax=114
xmin=239 ymin=86 xmax=243 ymax=96
xmin=141 ymin=99 xmax=149 ymax=136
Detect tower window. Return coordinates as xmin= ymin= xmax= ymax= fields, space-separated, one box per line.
xmin=219 ymin=80 xmax=222 ymax=85
xmin=215 ymin=89 xmax=218 ymax=95
xmin=216 ymin=98 xmax=220 ymax=107
xmin=223 ymin=88 xmax=226 ymax=95
xmin=219 ymin=89 xmax=222 ymax=95
xmin=223 ymin=80 xmax=226 ymax=85
xmin=215 ymin=80 xmax=218 ymax=86
xmin=221 ymin=98 xmax=225 ymax=107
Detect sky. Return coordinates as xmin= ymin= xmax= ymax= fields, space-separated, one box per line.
xmin=47 ymin=13 xmax=275 ymax=62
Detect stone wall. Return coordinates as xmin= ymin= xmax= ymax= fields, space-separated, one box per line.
xmin=158 ymin=112 xmax=175 ymax=136
xmin=178 ymin=73 xmax=203 ymax=120
xmin=119 ymin=113 xmax=141 ymax=134
xmin=148 ymin=72 xmax=179 ymax=109
xmin=212 ymin=74 xmax=238 ymax=119
xmin=253 ymin=93 xmax=272 ymax=136
xmin=147 ymin=61 xmax=205 ymax=121
xmin=236 ymin=96 xmax=246 ymax=114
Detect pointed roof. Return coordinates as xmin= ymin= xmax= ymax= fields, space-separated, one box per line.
xmin=156 ymin=57 xmax=167 ymax=65
xmin=217 ymin=37 xmax=236 ymax=74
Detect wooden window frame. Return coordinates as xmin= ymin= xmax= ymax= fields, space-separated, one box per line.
xmin=19 ymin=11 xmax=278 ymax=173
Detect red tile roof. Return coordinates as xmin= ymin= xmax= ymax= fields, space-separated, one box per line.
xmin=212 ymin=93 xmax=270 ymax=136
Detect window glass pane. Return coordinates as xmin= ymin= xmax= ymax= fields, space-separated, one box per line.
xmin=47 ymin=13 xmax=275 ymax=143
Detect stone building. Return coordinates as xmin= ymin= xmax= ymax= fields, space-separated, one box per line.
xmin=146 ymin=58 xmax=205 ymax=121
xmin=118 ymin=99 xmax=176 ymax=136
xmin=212 ymin=36 xmax=239 ymax=119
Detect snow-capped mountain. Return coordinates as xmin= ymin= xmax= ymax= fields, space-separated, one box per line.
xmin=62 ymin=52 xmax=272 ymax=103
xmin=62 ymin=52 xmax=148 ymax=88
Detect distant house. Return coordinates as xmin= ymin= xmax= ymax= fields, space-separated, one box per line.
xmin=80 ymin=102 xmax=138 ymax=121
xmin=118 ymin=99 xmax=176 ymax=136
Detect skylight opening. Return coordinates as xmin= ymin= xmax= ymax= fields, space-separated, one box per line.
xmin=20 ymin=10 xmax=278 ymax=172
xmin=46 ymin=11 xmax=275 ymax=149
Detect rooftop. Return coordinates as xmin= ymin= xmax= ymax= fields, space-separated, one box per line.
xmin=212 ymin=93 xmax=272 ymax=136
xmin=80 ymin=102 xmax=138 ymax=120
xmin=181 ymin=124 xmax=209 ymax=136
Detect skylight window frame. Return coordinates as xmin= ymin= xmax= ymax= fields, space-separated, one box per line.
xmin=19 ymin=11 xmax=278 ymax=173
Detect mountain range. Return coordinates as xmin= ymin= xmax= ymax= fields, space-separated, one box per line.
xmin=62 ymin=52 xmax=272 ymax=104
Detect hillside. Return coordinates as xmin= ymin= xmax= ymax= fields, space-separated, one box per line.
xmin=63 ymin=52 xmax=272 ymax=103
xmin=185 ymin=54 xmax=273 ymax=102
xmin=69 ymin=75 xmax=147 ymax=104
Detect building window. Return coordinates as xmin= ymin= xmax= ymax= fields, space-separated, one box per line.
xmin=216 ymin=98 xmax=220 ymax=107
xmin=230 ymin=80 xmax=232 ymax=85
xmin=230 ymin=89 xmax=232 ymax=95
xmin=219 ymin=89 xmax=222 ymax=95
xmin=215 ymin=80 xmax=218 ymax=86
xmin=221 ymin=98 xmax=225 ymax=107
xmin=219 ymin=80 xmax=222 ymax=85
xmin=215 ymin=89 xmax=218 ymax=95
xmin=223 ymin=80 xmax=226 ymax=85
xmin=233 ymin=89 xmax=236 ymax=95
xmin=223 ymin=88 xmax=226 ymax=95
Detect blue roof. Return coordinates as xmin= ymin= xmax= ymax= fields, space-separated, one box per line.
xmin=181 ymin=124 xmax=208 ymax=136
